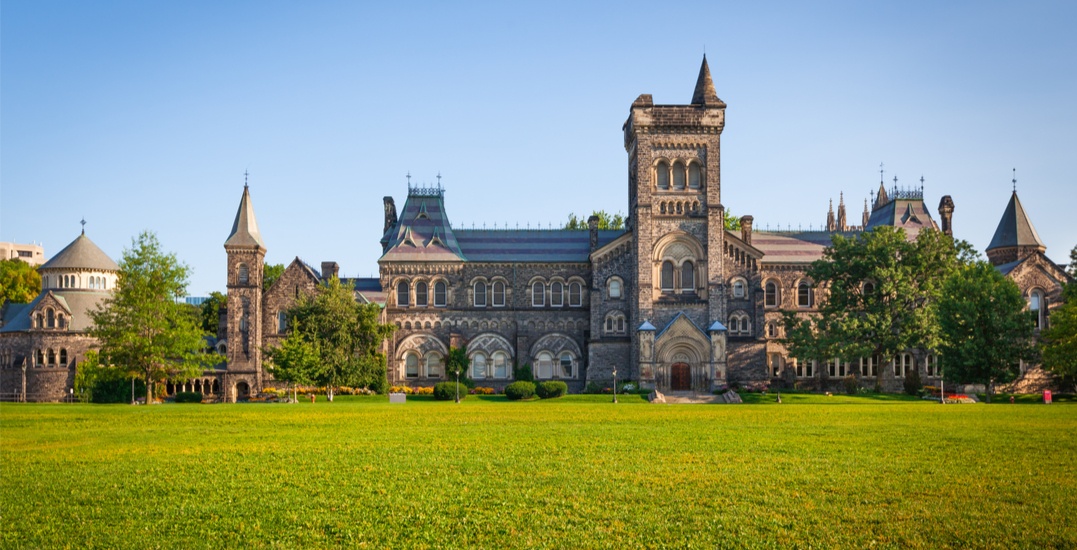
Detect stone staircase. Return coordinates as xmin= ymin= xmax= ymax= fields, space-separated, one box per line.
xmin=649 ymin=390 xmax=740 ymax=404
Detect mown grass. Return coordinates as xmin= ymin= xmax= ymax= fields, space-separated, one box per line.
xmin=2 ymin=396 xmax=1075 ymax=549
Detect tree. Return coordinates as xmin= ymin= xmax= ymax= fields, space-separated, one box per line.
xmin=723 ymin=209 xmax=741 ymax=231
xmin=446 ymin=345 xmax=472 ymax=388
xmin=263 ymin=263 xmax=285 ymax=291
xmin=1041 ymin=283 xmax=1077 ymax=392
xmin=0 ymin=259 xmax=41 ymax=305
xmin=264 ymin=320 xmax=321 ymax=401
xmin=937 ymin=262 xmax=1037 ymax=401
xmin=782 ymin=227 xmax=968 ymax=385
xmin=280 ymin=277 xmax=395 ymax=394
xmin=1068 ymin=244 xmax=1077 ymax=277
xmin=564 ymin=210 xmax=625 ymax=230
xmin=199 ymin=291 xmax=227 ymax=335
xmin=88 ymin=232 xmax=216 ymax=403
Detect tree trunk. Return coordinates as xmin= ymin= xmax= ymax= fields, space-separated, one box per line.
xmin=145 ymin=373 xmax=153 ymax=404
xmin=985 ymin=379 xmax=994 ymax=403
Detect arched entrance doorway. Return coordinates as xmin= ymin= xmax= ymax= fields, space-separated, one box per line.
xmin=235 ymin=381 xmax=250 ymax=399
xmin=671 ymin=363 xmax=691 ymax=391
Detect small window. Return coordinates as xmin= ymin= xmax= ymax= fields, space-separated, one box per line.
xmin=770 ymin=353 xmax=782 ymax=377
xmin=656 ymin=161 xmax=670 ymax=190
xmin=405 ymin=354 xmax=419 ymax=378
xmin=729 ymin=317 xmax=740 ymax=333
xmin=1029 ymin=290 xmax=1045 ymax=330
xmin=415 ymin=282 xmax=428 ymax=307
xmin=681 ymin=261 xmax=695 ymax=292
xmin=765 ymin=281 xmax=778 ymax=308
xmin=797 ymin=282 xmax=812 ymax=308
xmin=532 ymin=282 xmax=545 ymax=307
xmin=59 ymin=349 xmax=67 ymax=365
xmin=397 ymin=281 xmax=410 ymax=307
xmin=569 ymin=282 xmax=583 ymax=307
xmin=426 ymin=352 xmax=443 ymax=378
xmin=492 ymin=281 xmax=505 ymax=307
xmin=48 ymin=349 xmax=56 ymax=365
xmin=863 ymin=282 xmax=875 ymax=296
xmin=471 ymin=353 xmax=487 ymax=379
xmin=474 ymin=281 xmax=487 ymax=307
xmin=238 ymin=264 xmax=249 ymax=285
xmin=57 ymin=314 xmax=66 ymax=329
xmin=733 ymin=280 xmax=746 ymax=299
xmin=688 ymin=163 xmax=701 ymax=189
xmin=661 ymin=261 xmax=674 ymax=292
xmin=672 ymin=161 xmax=686 ymax=189
xmin=36 ymin=349 xmax=44 ymax=366
xmin=46 ymin=309 xmax=55 ymax=328
xmin=551 ymin=282 xmax=564 ymax=307
xmin=434 ymin=281 xmax=447 ymax=307
xmin=492 ymin=352 xmax=509 ymax=379
xmin=536 ymin=352 xmax=554 ymax=379
xmin=278 ymin=312 xmax=287 ymax=333
xmin=559 ymin=352 xmax=574 ymax=378
xmin=608 ymin=279 xmax=622 ymax=299
xmin=35 ymin=313 xmax=43 ymax=328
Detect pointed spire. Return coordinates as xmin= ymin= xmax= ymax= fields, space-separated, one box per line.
xmin=986 ymin=190 xmax=1045 ymax=252
xmin=862 ymin=198 xmax=870 ymax=228
xmin=224 ymin=183 xmax=266 ymax=249
xmin=691 ymin=55 xmax=724 ymax=106
xmin=837 ymin=192 xmax=847 ymax=231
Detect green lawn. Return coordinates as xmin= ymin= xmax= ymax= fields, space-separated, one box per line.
xmin=2 ymin=396 xmax=1075 ymax=549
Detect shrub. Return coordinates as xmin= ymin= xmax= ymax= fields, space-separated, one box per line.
xmin=433 ymin=382 xmax=467 ymax=401
xmin=174 ymin=391 xmax=203 ymax=403
xmin=904 ymin=368 xmax=923 ymax=396
xmin=536 ymin=380 xmax=568 ymax=399
xmin=513 ymin=363 xmax=534 ymax=382
xmin=505 ymin=381 xmax=536 ymax=400
xmin=584 ymin=381 xmax=604 ymax=394
xmin=843 ymin=375 xmax=859 ymax=395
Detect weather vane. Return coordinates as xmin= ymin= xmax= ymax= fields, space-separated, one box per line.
xmin=80 ymin=218 xmax=86 ymax=235
xmin=1012 ymin=168 xmax=1017 ymax=192
xmin=244 ymin=170 xmax=249 ymax=188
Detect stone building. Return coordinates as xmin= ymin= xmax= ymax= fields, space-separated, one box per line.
xmin=0 ymin=230 xmax=118 ymax=401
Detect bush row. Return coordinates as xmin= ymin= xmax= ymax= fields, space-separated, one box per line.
xmin=174 ymin=391 xmax=203 ymax=403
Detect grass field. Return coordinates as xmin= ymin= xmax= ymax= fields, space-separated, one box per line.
xmin=2 ymin=395 xmax=1076 ymax=549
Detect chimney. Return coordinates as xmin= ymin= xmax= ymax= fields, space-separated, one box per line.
xmin=383 ymin=197 xmax=397 ymax=234
xmin=321 ymin=261 xmax=339 ymax=280
xmin=938 ymin=195 xmax=955 ymax=237
xmin=588 ymin=215 xmax=600 ymax=251
xmin=740 ymin=215 xmax=754 ymax=246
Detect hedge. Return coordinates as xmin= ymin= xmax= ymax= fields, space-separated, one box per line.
xmin=504 ymin=381 xmax=536 ymax=401
xmin=174 ymin=391 xmax=203 ymax=403
xmin=433 ymin=381 xmax=467 ymax=401
xmin=536 ymin=380 xmax=568 ymax=399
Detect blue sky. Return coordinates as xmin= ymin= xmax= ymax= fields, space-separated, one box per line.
xmin=3 ymin=1 xmax=1075 ymax=295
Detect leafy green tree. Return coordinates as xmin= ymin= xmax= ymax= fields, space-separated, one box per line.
xmin=199 ymin=291 xmax=227 ymax=335
xmin=263 ymin=263 xmax=286 ymax=291
xmin=73 ymin=350 xmax=147 ymax=403
xmin=1041 ymin=283 xmax=1077 ymax=392
xmin=282 ymin=277 xmax=395 ymax=394
xmin=782 ymin=227 xmax=968 ymax=384
xmin=88 ymin=232 xmax=216 ymax=403
xmin=445 ymin=345 xmax=472 ymax=388
xmin=723 ymin=209 xmax=741 ymax=231
xmin=0 ymin=259 xmax=41 ymax=305
xmin=937 ymin=261 xmax=1037 ymax=402
xmin=564 ymin=210 xmax=625 ymax=230
xmin=264 ymin=319 xmax=321 ymax=401
xmin=1068 ymin=244 xmax=1077 ymax=277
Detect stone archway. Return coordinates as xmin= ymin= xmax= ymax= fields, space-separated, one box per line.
xmin=235 ymin=381 xmax=250 ymax=399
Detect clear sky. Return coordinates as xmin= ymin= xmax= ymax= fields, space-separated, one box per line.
xmin=3 ymin=1 xmax=1075 ymax=295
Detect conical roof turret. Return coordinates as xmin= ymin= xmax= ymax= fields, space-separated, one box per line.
xmin=224 ymin=185 xmax=266 ymax=249
xmin=986 ymin=191 xmax=1045 ymax=252
xmin=40 ymin=233 xmax=119 ymax=272
xmin=691 ymin=55 xmax=725 ymax=107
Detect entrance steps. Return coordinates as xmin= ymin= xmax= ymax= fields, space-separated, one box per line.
xmin=651 ymin=390 xmax=729 ymax=404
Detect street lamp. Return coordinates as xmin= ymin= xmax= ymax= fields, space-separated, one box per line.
xmin=612 ymin=368 xmax=618 ymax=404
xmin=454 ymin=369 xmax=460 ymax=403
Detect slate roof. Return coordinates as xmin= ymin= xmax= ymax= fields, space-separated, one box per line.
xmin=40 ymin=234 xmax=119 ymax=272
xmin=379 ymin=189 xmax=466 ymax=262
xmin=865 ymin=198 xmax=938 ymax=237
xmin=349 ymin=278 xmax=386 ymax=307
xmin=224 ymin=186 xmax=266 ymax=248
xmin=753 ymin=231 xmax=848 ymax=264
xmin=987 ymin=191 xmax=1045 ymax=251
xmin=0 ymin=290 xmax=110 ymax=333
xmin=455 ymin=229 xmax=624 ymax=263
xmin=691 ymin=55 xmax=725 ymax=107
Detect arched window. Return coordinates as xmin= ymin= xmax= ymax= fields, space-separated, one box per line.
xmin=688 ymin=163 xmax=701 ymax=189
xmin=863 ymin=281 xmax=875 ymax=296
xmin=926 ymin=354 xmax=938 ymax=377
xmin=532 ymin=282 xmax=545 ymax=307
xmin=471 ymin=353 xmax=487 ymax=379
xmin=568 ymin=282 xmax=583 ymax=307
xmin=48 ymin=349 xmax=56 ymax=365
xmin=605 ymin=312 xmax=626 ymax=335
xmin=656 ymin=161 xmax=670 ymax=190
xmin=59 ymin=349 xmax=68 ymax=365
xmin=46 ymin=309 xmax=55 ymax=328
xmin=608 ymin=279 xmax=622 ymax=299
xmin=1029 ymin=289 xmax=1045 ymax=330
xmin=405 ymin=353 xmax=420 ymax=378
xmin=894 ymin=353 xmax=911 ymax=378
xmin=767 ymin=322 xmax=778 ymax=338
xmin=681 ymin=261 xmax=695 ymax=291
xmin=238 ymin=264 xmax=249 ymax=285
xmin=474 ymin=281 xmax=487 ymax=307
xmin=797 ymin=282 xmax=812 ymax=308
xmin=536 ymin=352 xmax=554 ymax=379
xmin=426 ymin=352 xmax=443 ymax=378
xmin=729 ymin=317 xmax=740 ymax=333
xmin=661 ymin=261 xmax=675 ymax=292
xmin=433 ymin=281 xmax=447 ymax=307
xmin=35 ymin=313 xmax=43 ymax=328
xmin=397 ymin=281 xmax=410 ymax=307
xmin=672 ymin=161 xmax=686 ymax=189
xmin=733 ymin=279 xmax=746 ymax=299
xmin=278 ymin=311 xmax=287 ymax=333
xmin=57 ymin=314 xmax=66 ymax=329
xmin=559 ymin=352 xmax=574 ymax=378
xmin=551 ymin=282 xmax=564 ymax=307
xmin=415 ymin=282 xmax=428 ymax=307
xmin=492 ymin=281 xmax=506 ymax=307
xmin=765 ymin=281 xmax=778 ymax=308
xmin=36 ymin=349 xmax=45 ymax=366
xmin=492 ymin=351 xmax=509 ymax=379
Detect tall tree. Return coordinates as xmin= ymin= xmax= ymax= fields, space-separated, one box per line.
xmin=88 ymin=232 xmax=215 ymax=403
xmin=1041 ymin=283 xmax=1077 ymax=392
xmin=937 ymin=261 xmax=1037 ymax=401
xmin=199 ymin=291 xmax=227 ymax=335
xmin=1068 ymin=244 xmax=1077 ymax=277
xmin=564 ymin=211 xmax=625 ymax=230
xmin=263 ymin=263 xmax=286 ymax=291
xmin=782 ymin=227 xmax=968 ymax=382
xmin=0 ymin=259 xmax=41 ymax=305
xmin=282 ymin=277 xmax=395 ymax=394
xmin=264 ymin=319 xmax=321 ymax=401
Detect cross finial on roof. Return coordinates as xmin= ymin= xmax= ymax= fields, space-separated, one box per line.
xmin=406 ymin=171 xmax=411 ymax=185
xmin=893 ymin=175 xmax=898 ymax=185
xmin=879 ymin=162 xmax=884 ymax=183
xmin=437 ymin=171 xmax=442 ymax=187
xmin=1012 ymin=168 xmax=1017 ymax=192
xmin=244 ymin=170 xmax=249 ymax=189
xmin=80 ymin=218 xmax=86 ymax=235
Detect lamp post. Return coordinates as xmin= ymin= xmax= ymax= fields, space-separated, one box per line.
xmin=455 ymin=369 xmax=460 ymax=403
xmin=612 ymin=368 xmax=618 ymax=404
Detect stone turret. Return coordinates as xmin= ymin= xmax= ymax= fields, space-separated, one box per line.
xmin=740 ymin=215 xmax=753 ymax=245
xmin=826 ymin=199 xmax=836 ymax=232
xmin=986 ymin=191 xmax=1045 ymax=266
xmin=224 ymin=182 xmax=266 ymax=399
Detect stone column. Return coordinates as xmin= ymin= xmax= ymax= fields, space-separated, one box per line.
xmin=708 ymin=322 xmax=728 ymax=389
xmin=638 ymin=322 xmax=656 ymax=390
